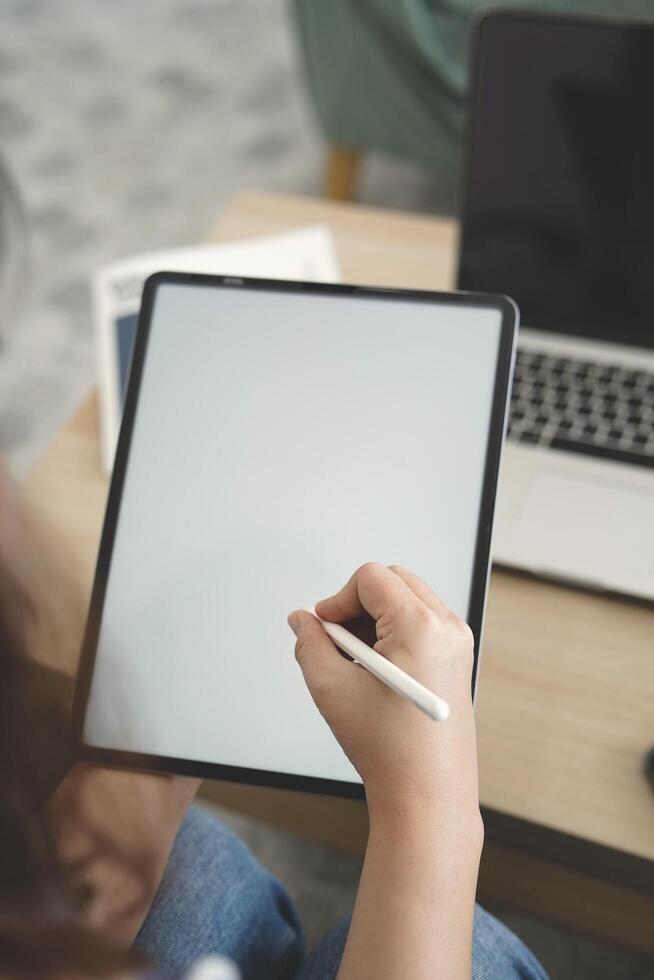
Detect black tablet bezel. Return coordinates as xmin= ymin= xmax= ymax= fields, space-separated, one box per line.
xmin=72 ymin=273 xmax=517 ymax=800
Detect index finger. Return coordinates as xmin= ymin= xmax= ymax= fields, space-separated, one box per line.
xmin=315 ymin=562 xmax=417 ymax=623
xmin=387 ymin=564 xmax=450 ymax=617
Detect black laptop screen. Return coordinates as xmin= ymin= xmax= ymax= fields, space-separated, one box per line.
xmin=458 ymin=13 xmax=654 ymax=349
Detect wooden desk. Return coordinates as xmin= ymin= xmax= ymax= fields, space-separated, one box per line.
xmin=23 ymin=191 xmax=654 ymax=951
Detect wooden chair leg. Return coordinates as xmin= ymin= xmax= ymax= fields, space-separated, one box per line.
xmin=324 ymin=146 xmax=361 ymax=201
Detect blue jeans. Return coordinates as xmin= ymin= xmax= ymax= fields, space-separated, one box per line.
xmin=135 ymin=807 xmax=548 ymax=980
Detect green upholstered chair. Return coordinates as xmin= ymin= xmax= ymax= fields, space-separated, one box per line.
xmin=290 ymin=0 xmax=654 ymax=201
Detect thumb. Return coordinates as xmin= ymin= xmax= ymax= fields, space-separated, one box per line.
xmin=288 ymin=610 xmax=349 ymax=705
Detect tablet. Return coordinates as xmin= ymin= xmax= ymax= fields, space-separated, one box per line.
xmin=73 ymin=274 xmax=517 ymax=799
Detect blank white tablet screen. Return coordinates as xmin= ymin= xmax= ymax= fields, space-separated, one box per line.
xmin=85 ymin=283 xmax=503 ymax=785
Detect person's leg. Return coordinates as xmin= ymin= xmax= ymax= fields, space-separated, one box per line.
xmin=134 ymin=806 xmax=305 ymax=980
xmin=296 ymin=904 xmax=549 ymax=980
xmin=470 ymin=905 xmax=549 ymax=980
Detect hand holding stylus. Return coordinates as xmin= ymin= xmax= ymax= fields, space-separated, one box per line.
xmin=288 ymin=562 xmax=480 ymax=817
xmin=302 ymin=606 xmax=450 ymax=722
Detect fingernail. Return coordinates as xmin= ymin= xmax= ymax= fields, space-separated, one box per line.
xmin=287 ymin=612 xmax=301 ymax=636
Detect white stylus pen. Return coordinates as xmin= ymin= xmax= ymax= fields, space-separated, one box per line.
xmin=303 ymin=607 xmax=450 ymax=722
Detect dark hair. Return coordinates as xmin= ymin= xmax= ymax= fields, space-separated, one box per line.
xmin=0 ymin=552 xmax=141 ymax=978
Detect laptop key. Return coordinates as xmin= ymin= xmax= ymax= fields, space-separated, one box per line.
xmin=509 ymin=347 xmax=654 ymax=467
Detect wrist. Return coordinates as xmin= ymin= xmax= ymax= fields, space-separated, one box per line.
xmin=368 ymin=796 xmax=484 ymax=860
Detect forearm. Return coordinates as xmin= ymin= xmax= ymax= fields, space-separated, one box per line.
xmin=337 ymin=806 xmax=483 ymax=980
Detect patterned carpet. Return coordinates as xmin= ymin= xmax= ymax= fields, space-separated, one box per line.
xmin=0 ymin=2 xmax=651 ymax=977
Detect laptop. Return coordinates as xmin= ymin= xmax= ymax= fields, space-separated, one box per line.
xmin=458 ymin=10 xmax=654 ymax=601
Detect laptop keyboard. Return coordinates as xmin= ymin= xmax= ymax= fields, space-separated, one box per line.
xmin=508 ymin=349 xmax=654 ymax=469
